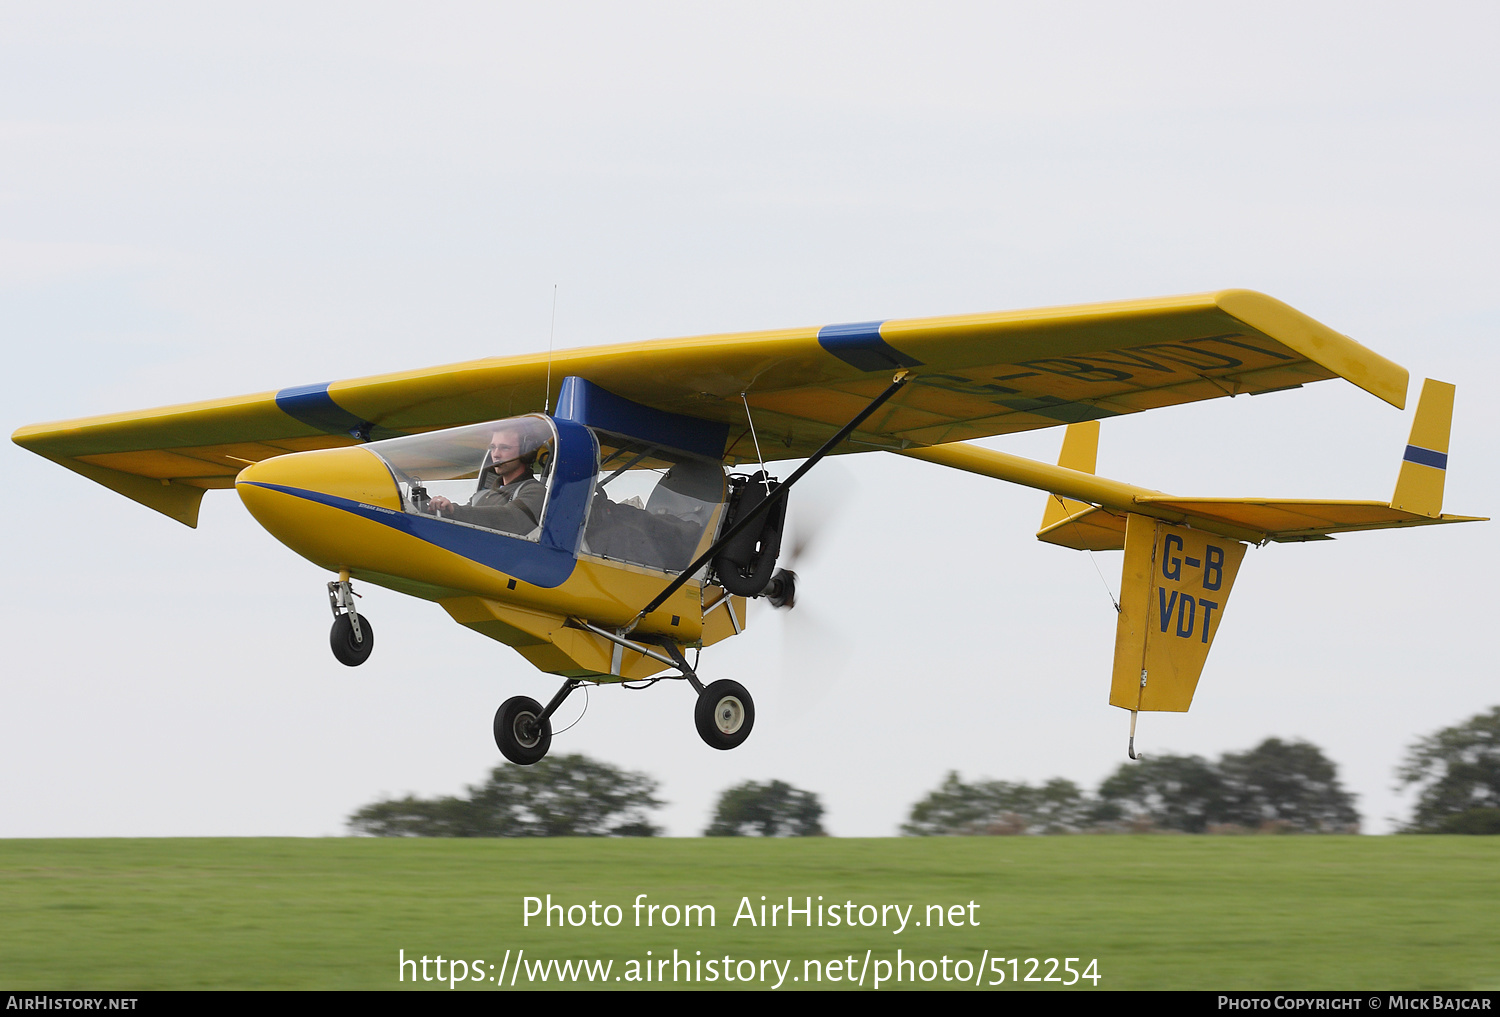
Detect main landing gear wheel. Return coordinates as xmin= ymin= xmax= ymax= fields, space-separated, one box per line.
xmin=495 ymin=696 xmax=552 ymax=765
xmin=695 ymin=679 xmax=755 ymax=750
xmin=330 ymin=614 xmax=374 ymax=667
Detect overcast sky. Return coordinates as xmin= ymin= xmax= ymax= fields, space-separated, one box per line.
xmin=3 ymin=2 xmax=1496 ymax=838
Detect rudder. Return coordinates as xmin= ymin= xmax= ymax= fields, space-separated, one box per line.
xmin=1110 ymin=514 xmax=1247 ymax=713
xmin=1390 ymin=378 xmax=1455 ymax=518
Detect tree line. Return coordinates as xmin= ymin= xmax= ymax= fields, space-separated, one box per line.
xmin=348 ymin=706 xmax=1500 ymax=837
xmin=349 ymin=760 xmax=828 ymax=838
xmin=903 ymin=737 xmax=1359 ymax=835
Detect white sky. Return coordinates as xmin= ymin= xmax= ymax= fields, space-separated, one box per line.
xmin=2 ymin=2 xmax=1496 ymax=837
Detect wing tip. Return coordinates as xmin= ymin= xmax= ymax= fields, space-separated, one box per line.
xmin=34 ymin=453 xmax=205 ymax=528
xmin=1213 ymin=289 xmax=1409 ymax=410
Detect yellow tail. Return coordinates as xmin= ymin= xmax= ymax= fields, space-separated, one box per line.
xmin=1034 ymin=421 xmax=1130 ymax=551
xmin=1109 ymin=514 xmax=1247 ymax=713
xmin=1390 ymin=379 xmax=1454 ymax=518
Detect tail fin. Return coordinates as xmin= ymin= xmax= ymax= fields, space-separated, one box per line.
xmin=1038 ymin=420 xmax=1099 ymax=531
xmin=1036 ymin=421 xmax=1129 ymax=550
xmin=1390 ymin=379 xmax=1455 ymax=518
xmin=1110 ymin=514 xmax=1248 ymax=713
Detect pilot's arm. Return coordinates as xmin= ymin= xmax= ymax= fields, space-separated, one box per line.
xmin=442 ymin=478 xmax=546 ymax=535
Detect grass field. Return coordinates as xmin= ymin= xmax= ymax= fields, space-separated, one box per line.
xmin=1 ymin=836 xmax=1497 ymax=990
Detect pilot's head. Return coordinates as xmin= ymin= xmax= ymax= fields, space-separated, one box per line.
xmin=487 ymin=428 xmax=532 ymax=483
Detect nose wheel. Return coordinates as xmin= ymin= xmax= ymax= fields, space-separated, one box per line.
xmin=327 ymin=576 xmax=373 ymax=666
xmin=330 ymin=613 xmax=374 ymax=666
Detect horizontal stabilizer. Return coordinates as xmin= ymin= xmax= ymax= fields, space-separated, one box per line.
xmin=914 ymin=378 xmax=1482 ymax=548
xmin=1131 ymin=378 xmax=1484 ymax=540
xmin=1130 ymin=496 xmax=1483 ymax=542
xmin=1037 ymin=505 xmax=1128 ymax=550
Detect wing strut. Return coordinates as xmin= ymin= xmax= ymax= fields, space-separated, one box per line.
xmin=628 ymin=370 xmax=912 ymax=630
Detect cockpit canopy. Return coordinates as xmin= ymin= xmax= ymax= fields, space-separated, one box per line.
xmin=369 ymin=415 xmax=558 ymax=540
xmin=364 ymin=415 xmax=728 ymax=576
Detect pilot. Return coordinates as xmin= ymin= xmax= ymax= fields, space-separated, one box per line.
xmin=428 ymin=424 xmax=547 ymax=535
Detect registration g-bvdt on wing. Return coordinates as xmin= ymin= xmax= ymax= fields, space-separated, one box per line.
xmin=13 ymin=290 xmax=1482 ymax=762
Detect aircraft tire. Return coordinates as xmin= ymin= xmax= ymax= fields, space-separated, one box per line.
xmin=495 ymin=696 xmax=552 ymax=765
xmin=695 ymin=680 xmax=754 ymax=750
xmin=330 ymin=614 xmax=374 ymax=666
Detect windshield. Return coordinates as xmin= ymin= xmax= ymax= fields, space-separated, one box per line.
xmin=366 ymin=416 xmax=556 ymax=540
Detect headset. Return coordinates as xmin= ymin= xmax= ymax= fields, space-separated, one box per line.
xmin=477 ymin=425 xmax=551 ymax=488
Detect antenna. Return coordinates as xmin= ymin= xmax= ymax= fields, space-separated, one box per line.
xmin=545 ymin=284 xmax=558 ymax=415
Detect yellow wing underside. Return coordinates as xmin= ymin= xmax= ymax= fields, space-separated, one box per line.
xmin=13 ymin=289 xmax=1407 ymax=526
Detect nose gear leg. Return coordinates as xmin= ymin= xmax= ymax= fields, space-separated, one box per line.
xmin=327 ymin=571 xmax=373 ymax=666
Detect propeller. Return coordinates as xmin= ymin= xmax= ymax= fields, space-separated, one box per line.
xmin=764 ymin=456 xmax=854 ymax=608
xmin=756 ymin=459 xmax=856 ymax=709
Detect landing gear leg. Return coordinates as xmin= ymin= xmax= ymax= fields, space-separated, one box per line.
xmin=638 ymin=636 xmax=756 ymax=751
xmin=327 ymin=572 xmax=373 ymax=666
xmin=568 ymin=625 xmax=759 ymax=753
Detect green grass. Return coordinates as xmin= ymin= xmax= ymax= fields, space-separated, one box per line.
xmin=1 ymin=836 xmax=1497 ymax=990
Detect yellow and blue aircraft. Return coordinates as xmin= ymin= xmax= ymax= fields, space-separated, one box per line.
xmin=12 ymin=289 xmax=1482 ymax=763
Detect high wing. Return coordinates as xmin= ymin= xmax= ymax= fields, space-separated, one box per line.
xmin=12 ymin=289 xmax=1406 ymax=526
